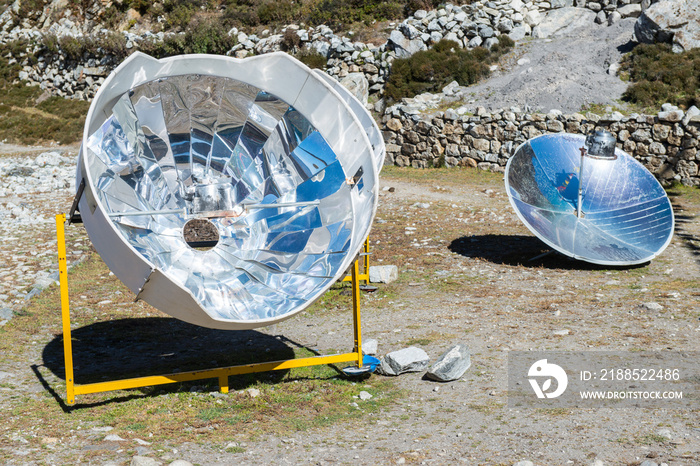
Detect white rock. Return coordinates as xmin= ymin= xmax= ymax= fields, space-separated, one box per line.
xmin=378 ymin=346 xmax=430 ymax=376
xmin=426 ymin=344 xmax=471 ymax=382
xmin=640 ymin=302 xmax=663 ymax=312
xmin=339 ymin=73 xmax=369 ymax=105
xmin=682 ymin=105 xmax=700 ymax=126
xmin=369 ymin=265 xmax=398 ymax=284
xmin=130 ymin=457 xmax=161 ymax=466
xmin=362 ymin=338 xmax=378 ymax=355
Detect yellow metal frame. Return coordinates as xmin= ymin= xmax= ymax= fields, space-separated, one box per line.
xmin=342 ymin=236 xmax=370 ymax=283
xmin=56 ymin=213 xmax=363 ymax=405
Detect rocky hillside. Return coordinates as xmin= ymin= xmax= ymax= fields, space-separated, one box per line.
xmin=2 ymin=0 xmax=694 ymax=104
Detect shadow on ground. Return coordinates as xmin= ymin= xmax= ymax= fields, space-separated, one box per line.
xmin=448 ymin=234 xmax=648 ymax=270
xmin=667 ymin=189 xmax=700 ymax=265
xmin=41 ymin=317 xmax=295 ymax=388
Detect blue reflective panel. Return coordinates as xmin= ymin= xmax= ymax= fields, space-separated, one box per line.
xmin=506 ymin=133 xmax=674 ymax=265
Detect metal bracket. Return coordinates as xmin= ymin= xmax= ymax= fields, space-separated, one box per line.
xmin=67 ymin=178 xmax=85 ymax=225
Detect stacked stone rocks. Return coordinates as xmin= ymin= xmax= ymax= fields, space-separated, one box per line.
xmin=382 ymin=102 xmax=700 ymax=185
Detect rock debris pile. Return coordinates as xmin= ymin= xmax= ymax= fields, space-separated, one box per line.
xmin=0 ymin=149 xmax=80 ymax=325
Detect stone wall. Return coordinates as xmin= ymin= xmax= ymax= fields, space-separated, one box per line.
xmin=382 ymin=103 xmax=700 ymax=185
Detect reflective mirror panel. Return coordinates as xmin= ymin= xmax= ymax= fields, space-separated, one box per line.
xmin=79 ymin=53 xmax=380 ymax=329
xmin=505 ymin=133 xmax=674 ymax=265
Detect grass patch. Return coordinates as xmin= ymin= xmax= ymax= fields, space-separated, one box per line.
xmin=381 ymin=164 xmax=502 ymax=187
xmin=634 ymin=433 xmax=669 ymax=445
xmin=385 ymin=38 xmax=514 ymax=102
xmin=0 ymin=49 xmax=89 ymax=145
xmin=620 ymin=43 xmax=700 ymax=111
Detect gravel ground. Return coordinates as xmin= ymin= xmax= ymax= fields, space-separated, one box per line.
xmin=0 ymin=149 xmax=699 ymax=465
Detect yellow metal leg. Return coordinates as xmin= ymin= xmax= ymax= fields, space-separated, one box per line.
xmin=56 ymin=214 xmax=76 ymax=405
xmin=218 ymin=375 xmax=229 ymax=394
xmin=343 ymin=237 xmax=370 ymax=284
xmin=363 ymin=236 xmax=370 ymax=275
xmin=351 ymin=259 xmax=362 ymax=368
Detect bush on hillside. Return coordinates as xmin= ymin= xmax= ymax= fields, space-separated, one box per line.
xmin=295 ymin=49 xmax=328 ymax=69
xmin=309 ymin=0 xmax=404 ymax=30
xmin=385 ymin=38 xmax=514 ymax=101
xmin=620 ymin=43 xmax=700 ymax=110
xmin=139 ymin=18 xmax=237 ymax=57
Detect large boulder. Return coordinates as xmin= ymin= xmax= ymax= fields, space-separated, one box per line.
xmin=532 ymin=7 xmax=597 ymax=39
xmin=388 ymin=28 xmax=428 ymax=58
xmin=340 ymin=73 xmax=369 ymax=105
xmin=634 ymin=0 xmax=700 ymax=52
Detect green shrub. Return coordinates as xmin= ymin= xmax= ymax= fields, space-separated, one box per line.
xmin=281 ymin=28 xmax=301 ymax=52
xmin=184 ymin=18 xmax=237 ymax=54
xmin=56 ymin=35 xmax=98 ymax=61
xmin=99 ymin=31 xmax=129 ymax=59
xmin=139 ymin=18 xmax=236 ymax=57
xmin=0 ymin=77 xmax=89 ymax=145
xmin=41 ymin=34 xmax=60 ymax=55
xmin=222 ymin=0 xmax=261 ymax=28
xmin=620 ymin=43 xmax=700 ymax=110
xmin=257 ymin=0 xmax=302 ymax=25
xmin=385 ymin=39 xmax=513 ymax=101
xmin=309 ymin=0 xmax=410 ymax=31
xmin=17 ymin=0 xmax=44 ymax=21
xmin=295 ymin=49 xmax=328 ymax=69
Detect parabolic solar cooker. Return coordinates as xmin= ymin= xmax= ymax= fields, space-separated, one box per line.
xmin=505 ymin=131 xmax=674 ymax=266
xmin=76 ymin=52 xmax=384 ymax=330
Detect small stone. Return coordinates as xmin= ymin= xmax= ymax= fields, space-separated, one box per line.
xmin=513 ymin=461 xmax=534 ymax=466
xmin=426 ymin=344 xmax=471 ymax=382
xmin=104 ymin=434 xmax=126 ymax=442
xmin=640 ymin=302 xmax=663 ymax=312
xmin=247 ymin=388 xmax=260 ymax=398
xmin=362 ymin=338 xmax=378 ymax=355
xmin=369 ymin=265 xmax=398 ymax=284
xmin=91 ymin=426 xmax=114 ymax=432
xmin=386 ymin=118 xmax=403 ymax=132
xmin=168 ymin=461 xmax=194 ymax=466
xmin=130 ymin=457 xmax=161 ymax=466
xmin=553 ymin=329 xmax=570 ymax=336
xmin=359 ymin=391 xmax=373 ymax=401
xmin=378 ymin=347 xmax=430 ymax=376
